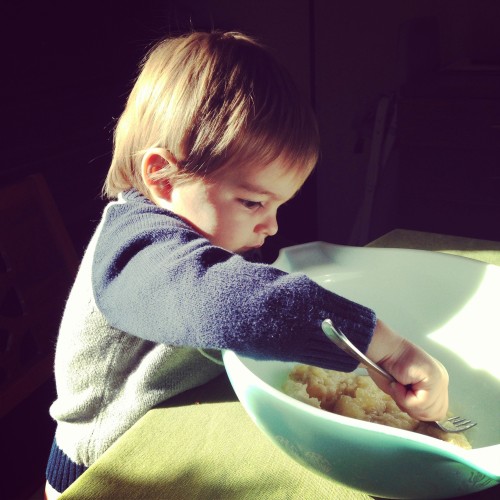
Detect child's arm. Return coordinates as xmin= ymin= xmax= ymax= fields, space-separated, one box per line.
xmin=93 ymin=194 xmax=378 ymax=373
xmin=366 ymin=319 xmax=449 ymax=422
xmin=94 ymin=193 xmax=448 ymax=422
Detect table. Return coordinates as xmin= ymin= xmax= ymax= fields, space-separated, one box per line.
xmin=61 ymin=229 xmax=500 ymax=499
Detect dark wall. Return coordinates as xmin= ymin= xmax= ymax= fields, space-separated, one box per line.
xmin=313 ymin=0 xmax=500 ymax=245
xmin=3 ymin=2 xmax=133 ymax=253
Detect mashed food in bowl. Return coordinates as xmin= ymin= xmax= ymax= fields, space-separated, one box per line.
xmin=283 ymin=364 xmax=471 ymax=449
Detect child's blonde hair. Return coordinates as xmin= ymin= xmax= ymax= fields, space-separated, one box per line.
xmin=104 ymin=31 xmax=319 ymax=198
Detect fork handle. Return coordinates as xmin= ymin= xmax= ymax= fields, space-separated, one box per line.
xmin=321 ymin=319 xmax=397 ymax=383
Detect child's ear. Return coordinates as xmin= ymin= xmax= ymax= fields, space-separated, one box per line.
xmin=141 ymin=148 xmax=179 ymax=204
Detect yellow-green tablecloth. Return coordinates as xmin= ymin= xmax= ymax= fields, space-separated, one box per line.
xmin=61 ymin=229 xmax=500 ymax=499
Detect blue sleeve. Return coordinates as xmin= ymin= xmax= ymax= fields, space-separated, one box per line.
xmin=92 ymin=196 xmax=377 ymax=371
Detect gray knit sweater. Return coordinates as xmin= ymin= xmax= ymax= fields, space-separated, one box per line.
xmin=46 ymin=189 xmax=376 ymax=492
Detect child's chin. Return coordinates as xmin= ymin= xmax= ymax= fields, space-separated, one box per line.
xmin=237 ymin=247 xmax=264 ymax=262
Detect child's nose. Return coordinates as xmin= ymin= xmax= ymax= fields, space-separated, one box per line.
xmin=256 ymin=213 xmax=278 ymax=236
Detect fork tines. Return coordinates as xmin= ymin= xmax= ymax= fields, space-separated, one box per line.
xmin=448 ymin=416 xmax=477 ymax=430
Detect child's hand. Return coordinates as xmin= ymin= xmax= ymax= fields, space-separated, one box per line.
xmin=366 ymin=319 xmax=449 ymax=422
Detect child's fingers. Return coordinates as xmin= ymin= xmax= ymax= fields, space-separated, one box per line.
xmin=389 ymin=382 xmax=448 ymax=421
xmin=369 ymin=361 xmax=449 ymax=421
xmin=366 ymin=319 xmax=449 ymax=421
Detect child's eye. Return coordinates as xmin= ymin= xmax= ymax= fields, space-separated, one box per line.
xmin=239 ymin=199 xmax=263 ymax=210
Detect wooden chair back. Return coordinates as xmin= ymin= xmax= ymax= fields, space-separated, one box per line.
xmin=0 ymin=174 xmax=78 ymax=416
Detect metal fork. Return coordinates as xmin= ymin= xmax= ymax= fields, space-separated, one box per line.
xmin=321 ymin=319 xmax=477 ymax=433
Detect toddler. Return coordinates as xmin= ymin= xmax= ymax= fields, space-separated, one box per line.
xmin=45 ymin=30 xmax=448 ymax=497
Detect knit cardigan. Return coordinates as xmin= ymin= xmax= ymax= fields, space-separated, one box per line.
xmin=46 ymin=189 xmax=377 ymax=492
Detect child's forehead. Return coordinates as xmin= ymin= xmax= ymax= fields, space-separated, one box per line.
xmin=216 ymin=160 xmax=307 ymax=200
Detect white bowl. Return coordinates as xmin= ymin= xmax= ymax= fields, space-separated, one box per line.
xmin=224 ymin=242 xmax=500 ymax=499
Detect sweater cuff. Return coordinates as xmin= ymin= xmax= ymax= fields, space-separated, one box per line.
xmin=299 ymin=289 xmax=377 ymax=372
xmin=46 ymin=438 xmax=87 ymax=493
